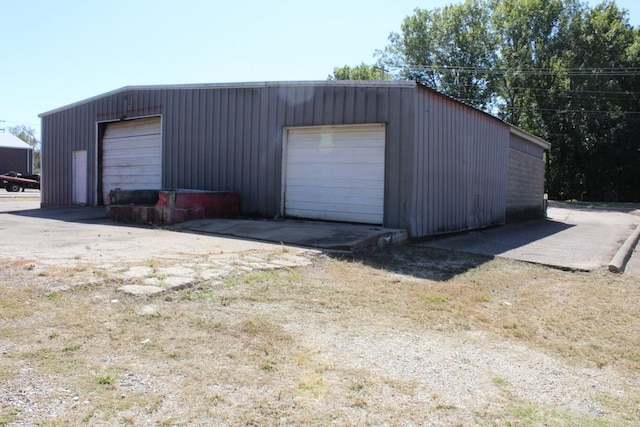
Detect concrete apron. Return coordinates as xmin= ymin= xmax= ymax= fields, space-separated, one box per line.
xmin=178 ymin=218 xmax=408 ymax=252
xmin=421 ymin=206 xmax=640 ymax=272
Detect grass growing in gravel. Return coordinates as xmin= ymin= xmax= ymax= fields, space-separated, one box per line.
xmin=1 ymin=245 xmax=639 ymax=426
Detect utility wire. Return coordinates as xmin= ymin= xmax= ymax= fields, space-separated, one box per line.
xmin=391 ymin=65 xmax=640 ymax=76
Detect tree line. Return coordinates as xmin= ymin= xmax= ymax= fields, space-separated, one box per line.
xmin=329 ymin=0 xmax=640 ymax=202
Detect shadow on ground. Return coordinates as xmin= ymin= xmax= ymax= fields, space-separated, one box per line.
xmin=421 ymin=219 xmax=575 ymax=258
xmin=332 ymin=218 xmax=577 ymax=281
xmin=329 ymin=245 xmax=494 ymax=282
xmin=8 ymin=206 xmax=108 ymax=223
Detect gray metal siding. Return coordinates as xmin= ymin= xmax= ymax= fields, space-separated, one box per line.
xmin=0 ymin=147 xmax=32 ymax=175
xmin=40 ymin=84 xmax=415 ymax=229
xmin=410 ymin=87 xmax=509 ymax=237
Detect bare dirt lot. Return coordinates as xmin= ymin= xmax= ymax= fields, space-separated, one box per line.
xmin=1 ymin=197 xmax=639 ymax=426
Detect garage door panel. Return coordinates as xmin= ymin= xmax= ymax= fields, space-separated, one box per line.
xmin=105 ymin=139 xmax=161 ymax=151
xmin=286 ymin=187 xmax=384 ymax=203
xmin=103 ymin=157 xmax=162 ymax=167
xmin=288 ymin=128 xmax=384 ymax=140
xmin=284 ymin=124 xmax=385 ymax=224
xmin=286 ymin=164 xmax=383 ymax=179
xmin=288 ymin=139 xmax=385 ymax=149
xmin=287 ymin=203 xmax=382 ymax=218
xmin=286 ymin=205 xmax=382 ymax=224
xmin=288 ymin=151 xmax=385 ymax=164
xmin=287 ymin=178 xmax=384 ymax=190
xmin=102 ymin=117 xmax=161 ymax=201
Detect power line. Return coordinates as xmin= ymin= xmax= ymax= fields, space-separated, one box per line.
xmin=390 ymin=65 xmax=640 ymax=76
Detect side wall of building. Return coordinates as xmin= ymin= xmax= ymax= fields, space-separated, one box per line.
xmin=0 ymin=147 xmax=33 ymax=175
xmin=410 ymin=87 xmax=510 ymax=237
xmin=40 ymin=84 xmax=416 ymax=230
xmin=506 ymin=133 xmax=546 ymax=221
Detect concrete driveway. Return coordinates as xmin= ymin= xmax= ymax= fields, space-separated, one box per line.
xmin=2 ymin=194 xmax=638 ymax=275
xmin=421 ymin=202 xmax=640 ymax=272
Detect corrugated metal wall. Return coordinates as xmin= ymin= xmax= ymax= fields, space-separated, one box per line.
xmin=410 ymin=86 xmax=509 ymax=237
xmin=40 ymin=82 xmax=415 ymax=230
xmin=0 ymin=147 xmax=33 ymax=175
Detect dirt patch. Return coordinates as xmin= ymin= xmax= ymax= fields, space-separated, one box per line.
xmin=1 ymin=243 xmax=639 ymax=426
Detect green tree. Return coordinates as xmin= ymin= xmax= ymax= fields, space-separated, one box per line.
xmin=376 ymin=0 xmax=498 ymax=109
xmin=9 ymin=125 xmax=38 ymax=148
xmin=559 ymin=1 xmax=640 ymax=201
xmin=374 ymin=0 xmax=640 ymax=201
xmin=328 ymin=63 xmax=389 ymax=80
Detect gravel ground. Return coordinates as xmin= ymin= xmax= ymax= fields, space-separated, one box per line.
xmin=1 ymin=196 xmax=639 ymax=425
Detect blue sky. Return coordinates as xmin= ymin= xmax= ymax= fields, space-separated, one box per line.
xmin=1 ymin=0 xmax=638 ymax=140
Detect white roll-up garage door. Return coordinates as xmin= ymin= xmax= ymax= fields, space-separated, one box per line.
xmin=283 ymin=124 xmax=385 ymax=224
xmin=102 ymin=117 xmax=162 ymax=202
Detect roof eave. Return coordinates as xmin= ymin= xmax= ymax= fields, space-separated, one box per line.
xmin=39 ymin=80 xmax=417 ymax=118
xmin=509 ymin=126 xmax=551 ymax=150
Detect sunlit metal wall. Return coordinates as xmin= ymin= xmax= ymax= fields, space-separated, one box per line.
xmin=410 ymin=86 xmax=510 ymax=236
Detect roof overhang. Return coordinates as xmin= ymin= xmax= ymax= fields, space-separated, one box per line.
xmin=38 ymin=80 xmax=417 ymax=118
xmin=0 ymin=132 xmax=33 ymax=149
xmin=509 ymin=126 xmax=551 ymax=150
xmin=414 ymin=83 xmax=551 ymax=150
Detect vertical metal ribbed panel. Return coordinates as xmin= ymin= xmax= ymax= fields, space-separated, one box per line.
xmin=0 ymin=147 xmax=32 ymax=175
xmin=411 ymin=87 xmax=509 ymax=237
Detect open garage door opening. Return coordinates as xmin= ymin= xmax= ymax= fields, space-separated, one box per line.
xmin=283 ymin=124 xmax=386 ymax=225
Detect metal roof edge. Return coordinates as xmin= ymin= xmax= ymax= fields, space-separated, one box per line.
xmin=0 ymin=132 xmax=34 ymax=149
xmin=413 ymin=82 xmax=551 ymax=150
xmin=509 ymin=126 xmax=551 ymax=150
xmin=39 ymin=80 xmax=417 ymax=117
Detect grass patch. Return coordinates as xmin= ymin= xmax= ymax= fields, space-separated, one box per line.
xmin=223 ymin=268 xmax=299 ymax=289
xmin=418 ymin=294 xmax=447 ymax=303
xmin=96 ymin=374 xmax=116 ymax=385
xmin=1 ymin=243 xmax=639 ymax=425
xmin=63 ymin=343 xmax=82 ymax=352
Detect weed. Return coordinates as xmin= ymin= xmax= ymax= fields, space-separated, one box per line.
xmin=189 ymin=316 xmax=223 ymax=331
xmin=419 ymin=294 xmax=447 ymax=303
xmin=63 ymin=343 xmax=82 ymax=352
xmin=96 ymin=374 xmax=116 ymax=385
xmin=435 ymin=403 xmax=457 ymax=410
xmin=147 ymin=258 xmax=159 ymax=273
xmin=492 ymin=376 xmax=508 ymax=387
xmin=297 ymin=375 xmax=326 ymax=398
xmin=260 ymin=363 xmax=274 ymax=371
xmin=348 ymin=380 xmax=365 ymax=398
xmin=474 ymin=294 xmax=491 ymax=303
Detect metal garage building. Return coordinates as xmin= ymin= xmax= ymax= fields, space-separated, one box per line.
xmin=39 ymin=81 xmax=549 ymax=238
xmin=0 ymin=131 xmax=34 ymax=175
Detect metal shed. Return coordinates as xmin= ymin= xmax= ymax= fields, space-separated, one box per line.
xmin=39 ymin=81 xmax=550 ymax=238
xmin=0 ymin=131 xmax=34 ymax=175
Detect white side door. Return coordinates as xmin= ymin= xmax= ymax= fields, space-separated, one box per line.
xmin=72 ymin=150 xmax=87 ymax=205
